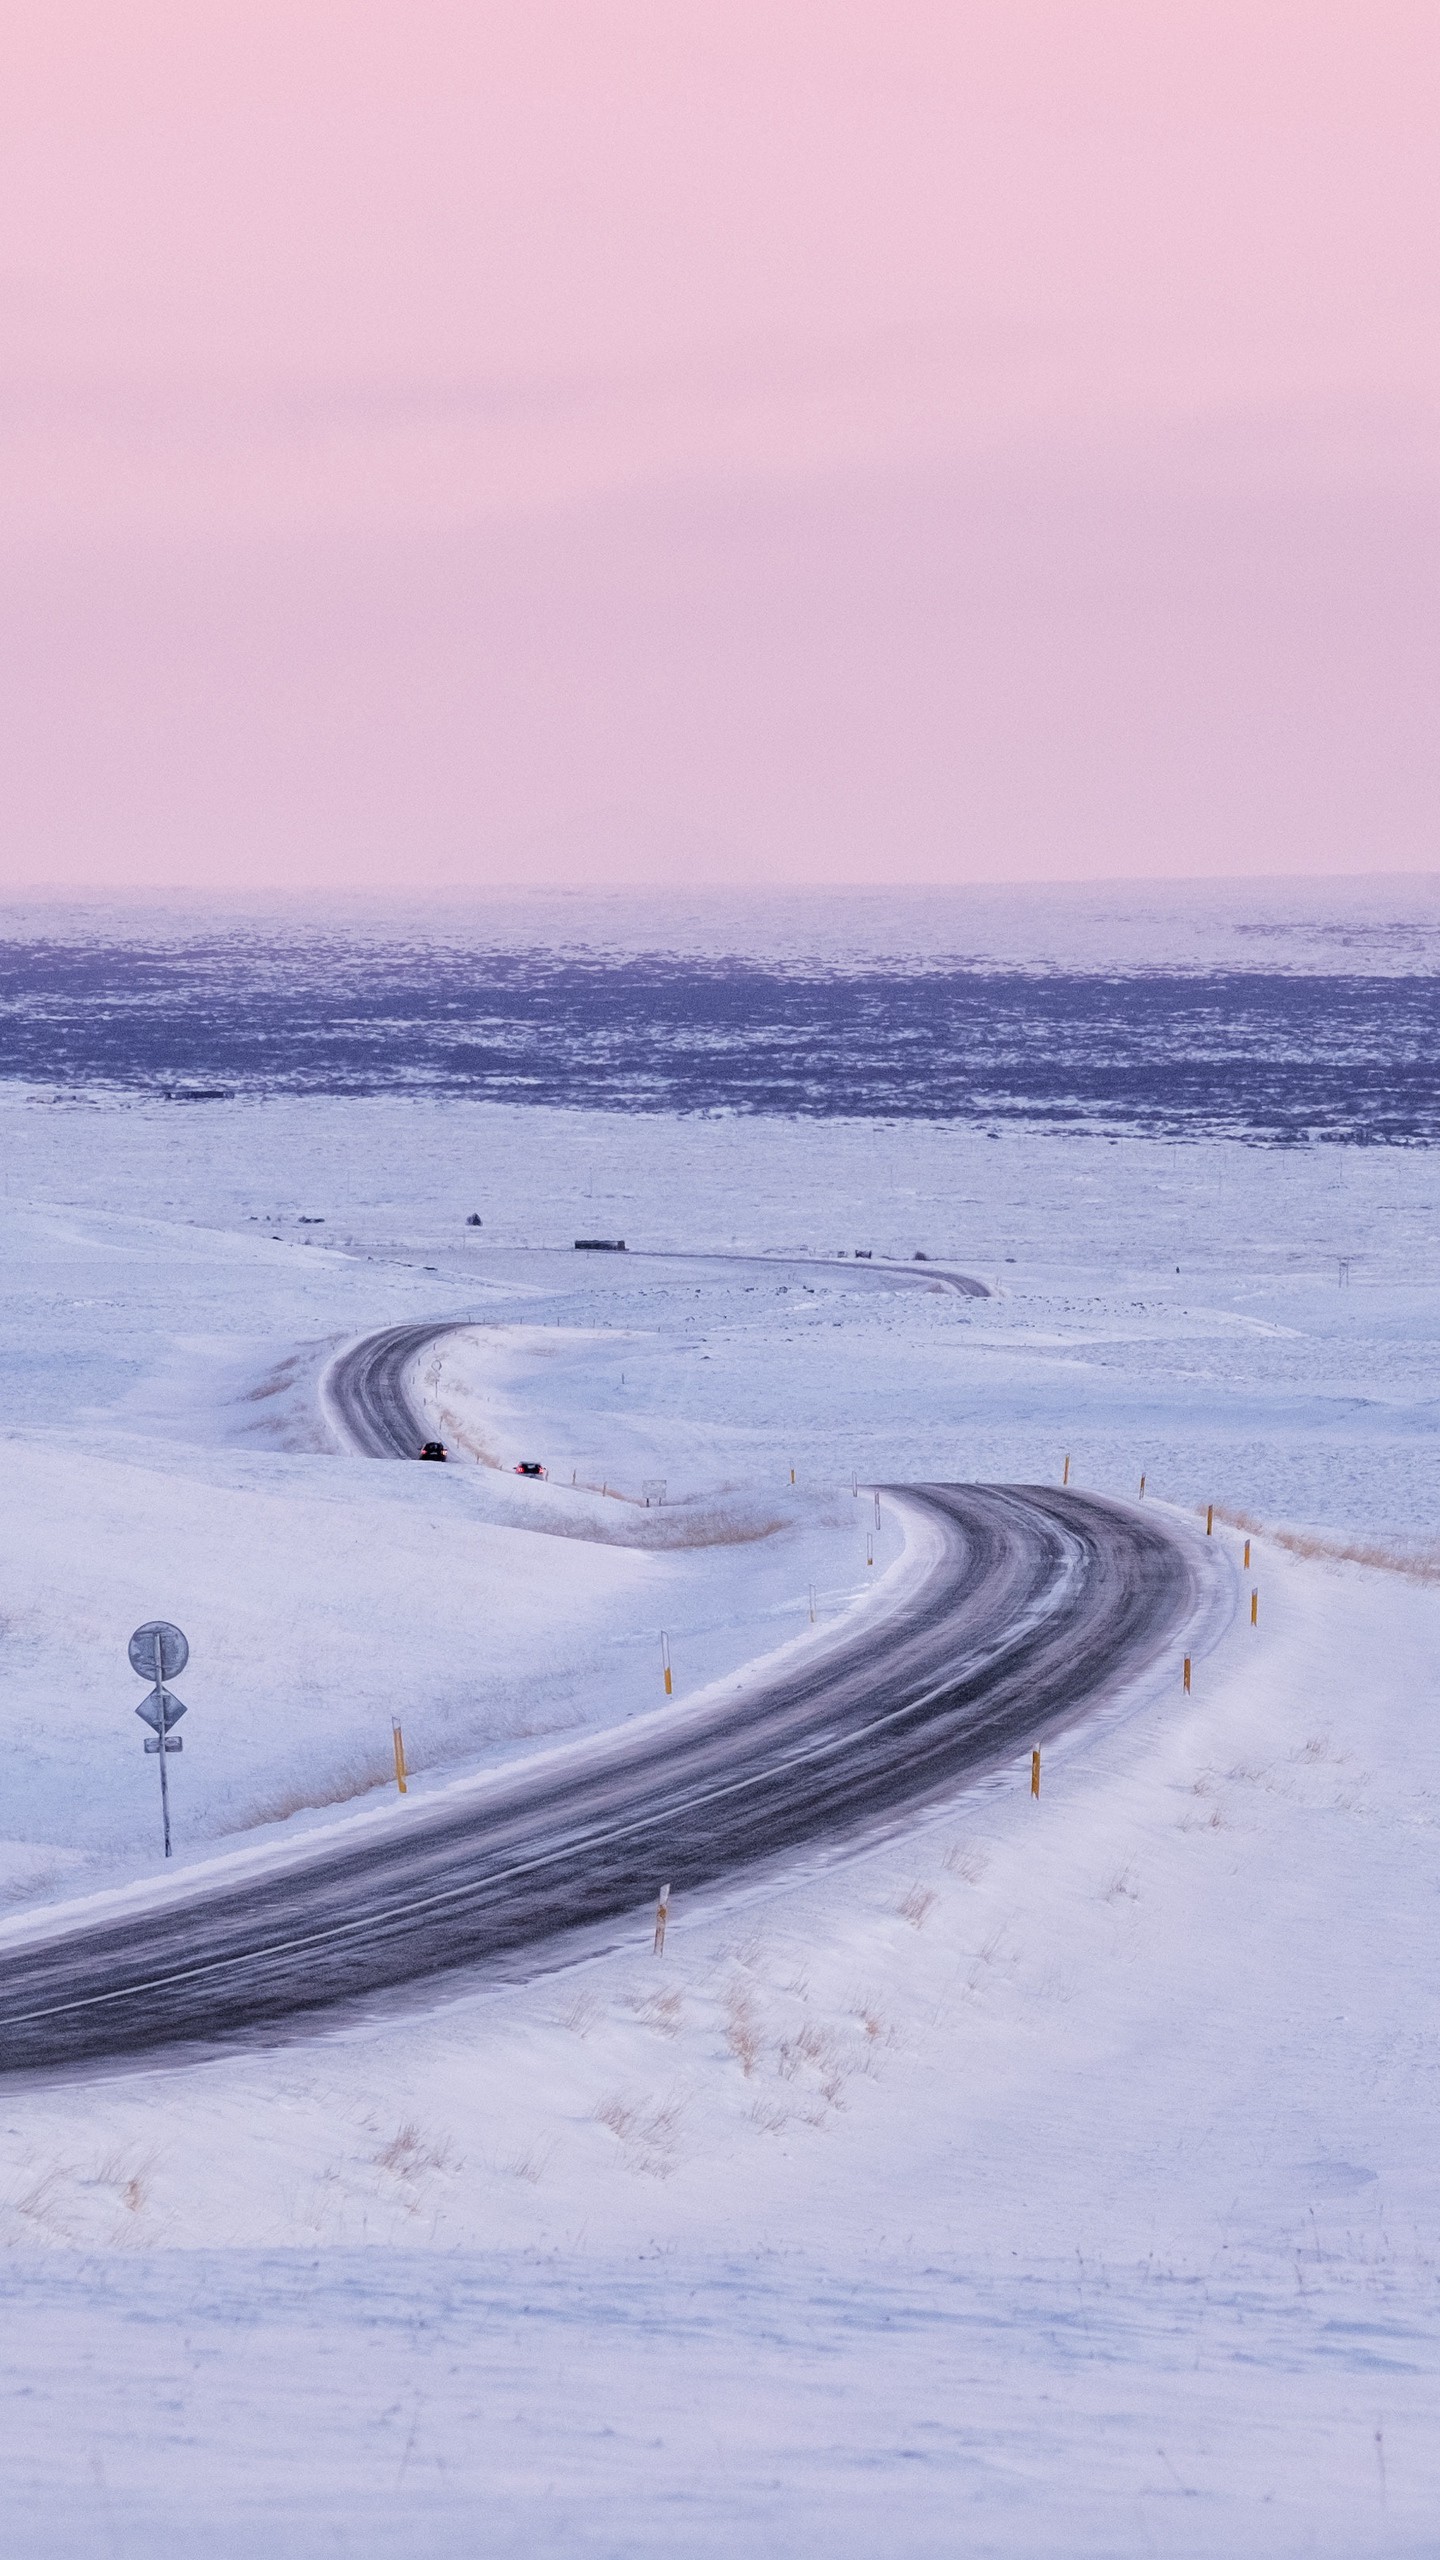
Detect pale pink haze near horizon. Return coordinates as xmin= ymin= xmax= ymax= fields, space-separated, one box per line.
xmin=0 ymin=2 xmax=1435 ymax=900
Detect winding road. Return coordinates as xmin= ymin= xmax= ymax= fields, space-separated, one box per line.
xmin=322 ymin=1318 xmax=465 ymax=1458
xmin=0 ymin=1320 xmax=1201 ymax=2073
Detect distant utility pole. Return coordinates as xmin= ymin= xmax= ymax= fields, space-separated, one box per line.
xmin=129 ymin=1620 xmax=190 ymax=1858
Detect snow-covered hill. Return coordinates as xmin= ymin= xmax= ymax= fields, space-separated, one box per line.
xmin=1 ymin=1085 xmax=1437 ymax=2553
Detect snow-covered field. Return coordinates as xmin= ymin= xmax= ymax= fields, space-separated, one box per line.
xmin=3 ymin=1084 xmax=1439 ymax=2553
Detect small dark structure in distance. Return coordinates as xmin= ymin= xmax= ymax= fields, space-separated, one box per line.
xmin=575 ymin=1238 xmax=626 ymax=1251
xmin=466 ymin=1213 xmax=482 ymax=1226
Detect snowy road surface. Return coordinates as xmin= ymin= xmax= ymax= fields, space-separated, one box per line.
xmin=319 ymin=1257 xmax=988 ymax=1464
xmin=6 ymin=1076 xmax=1440 ymax=2553
xmin=0 ymin=1467 xmax=1197 ymax=2071
xmin=322 ymin=1316 xmax=464 ymax=1456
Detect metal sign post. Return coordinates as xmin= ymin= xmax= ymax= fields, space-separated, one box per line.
xmin=129 ymin=1620 xmax=190 ymax=1858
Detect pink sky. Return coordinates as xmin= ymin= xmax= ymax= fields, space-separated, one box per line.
xmin=1 ymin=1 xmax=1435 ymax=897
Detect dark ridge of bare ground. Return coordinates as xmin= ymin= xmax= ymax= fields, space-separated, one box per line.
xmin=2 ymin=936 xmax=1437 ymax=1139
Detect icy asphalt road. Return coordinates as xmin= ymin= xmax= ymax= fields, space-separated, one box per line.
xmin=318 ymin=1247 xmax=988 ymax=1460
xmin=321 ymin=1315 xmax=462 ymax=1457
xmin=0 ymin=1321 xmax=1198 ymax=2074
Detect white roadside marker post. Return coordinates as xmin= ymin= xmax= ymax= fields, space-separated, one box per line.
xmin=129 ymin=1618 xmax=189 ymax=1860
xmin=653 ymin=1882 xmax=671 ymax=1955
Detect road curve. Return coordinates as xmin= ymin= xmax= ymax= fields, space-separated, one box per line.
xmin=0 ymin=1468 xmax=1199 ymax=2074
xmin=322 ymin=1319 xmax=462 ymax=1456
xmin=319 ymin=1260 xmax=987 ymax=1461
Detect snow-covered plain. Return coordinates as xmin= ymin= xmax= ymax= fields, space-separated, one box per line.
xmin=3 ymin=1085 xmax=1440 ymax=2554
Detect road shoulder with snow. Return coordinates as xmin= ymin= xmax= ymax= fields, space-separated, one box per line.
xmin=0 ymin=1090 xmax=1437 ymax=2555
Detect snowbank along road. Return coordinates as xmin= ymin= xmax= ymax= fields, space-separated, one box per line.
xmin=318 ymin=1247 xmax=989 ymax=1460
xmin=0 ymin=1321 xmax=1202 ymax=2074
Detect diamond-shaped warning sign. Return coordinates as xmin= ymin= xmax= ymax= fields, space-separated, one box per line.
xmin=135 ymin=1685 xmax=187 ymax=1734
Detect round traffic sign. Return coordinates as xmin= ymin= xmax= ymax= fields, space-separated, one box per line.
xmin=129 ymin=1620 xmax=189 ymax=1681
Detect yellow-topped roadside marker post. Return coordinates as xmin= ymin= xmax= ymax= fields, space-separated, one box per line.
xmin=392 ymin=1719 xmax=408 ymax=1795
xmin=661 ymin=1632 xmax=673 ymax=1697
